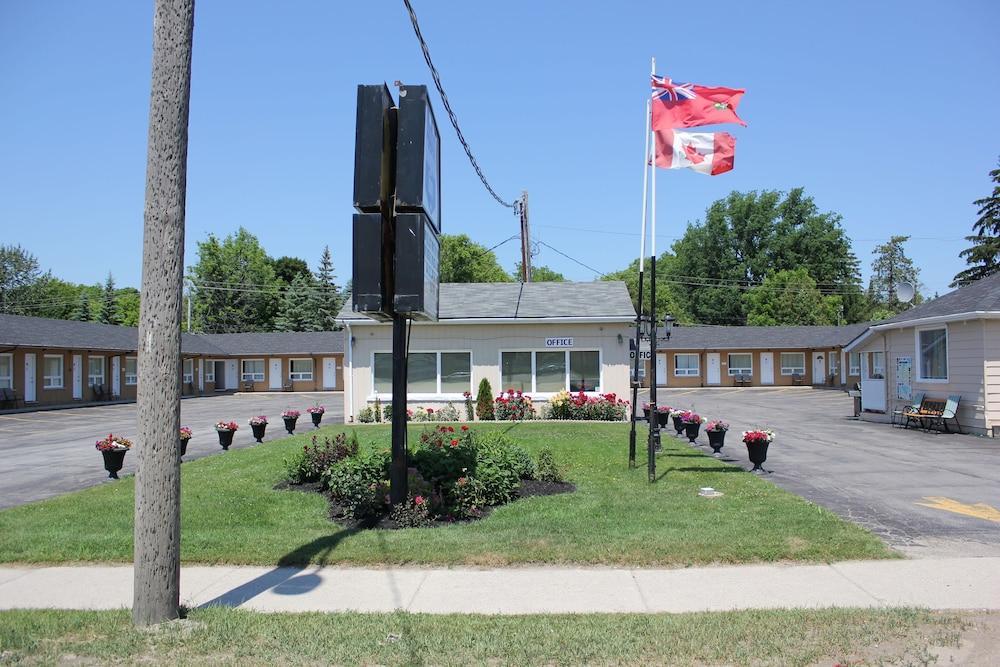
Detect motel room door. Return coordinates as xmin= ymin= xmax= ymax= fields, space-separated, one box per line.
xmin=812 ymin=353 xmax=826 ymax=385
xmin=706 ymin=353 xmax=721 ymax=385
xmin=322 ymin=357 xmax=337 ymax=389
xmin=759 ymin=352 xmax=774 ymax=385
xmin=72 ymin=354 xmax=83 ymax=400
xmin=24 ymin=353 xmax=36 ymax=402
xmin=655 ymin=354 xmax=667 ymax=386
xmin=111 ymin=356 xmax=121 ymax=398
xmin=225 ymin=360 xmax=238 ymax=390
xmin=269 ymin=358 xmax=283 ymax=390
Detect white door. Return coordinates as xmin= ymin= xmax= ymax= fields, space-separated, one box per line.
xmin=24 ymin=353 xmax=36 ymax=402
xmin=707 ymin=353 xmax=721 ymax=385
xmin=760 ymin=352 xmax=774 ymax=385
xmin=225 ymin=360 xmax=238 ymax=389
xmin=655 ymin=354 xmax=668 ymax=386
xmin=323 ymin=357 xmax=337 ymax=389
xmin=859 ymin=354 xmax=887 ymax=412
xmin=198 ymin=359 xmax=205 ymax=392
xmin=812 ymin=353 xmax=826 ymax=385
xmin=72 ymin=354 xmax=83 ymax=399
xmin=269 ymin=358 xmax=283 ymax=390
xmin=111 ymin=356 xmax=121 ymax=397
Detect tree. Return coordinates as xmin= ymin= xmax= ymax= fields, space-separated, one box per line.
xmin=745 ymin=268 xmax=838 ymax=326
xmin=0 ymin=244 xmax=42 ymax=313
xmin=512 ymin=262 xmax=566 ymax=282
xmin=476 ymin=377 xmax=495 ymax=420
xmin=116 ymin=287 xmax=141 ymax=327
xmin=187 ymin=227 xmax=280 ymax=332
xmin=74 ymin=291 xmax=93 ymax=321
xmin=271 ymin=256 xmax=311 ymax=284
xmin=952 ymin=159 xmax=1000 ymax=287
xmin=602 ymin=254 xmax=688 ymax=322
xmin=867 ymin=235 xmax=921 ymax=314
xmin=439 ymin=234 xmax=512 ymax=283
xmin=98 ymin=273 xmax=119 ymax=325
xmin=314 ymin=245 xmax=342 ymax=330
xmin=133 ymin=0 xmax=193 ymax=627
xmin=274 ymin=274 xmax=323 ymax=332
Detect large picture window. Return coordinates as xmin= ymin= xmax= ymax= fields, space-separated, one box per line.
xmin=500 ymin=350 xmax=601 ymax=393
xmin=501 ymin=351 xmax=532 ymax=393
xmin=728 ymin=353 xmax=753 ymax=376
xmin=241 ymin=359 xmax=265 ymax=382
xmin=44 ymin=355 xmax=64 ymax=389
xmin=0 ymin=354 xmax=12 ymax=390
xmin=88 ymin=356 xmax=104 ymax=387
xmin=289 ymin=359 xmax=314 ymax=381
xmin=917 ymin=327 xmax=948 ymax=381
xmin=779 ymin=352 xmax=805 ymax=376
xmin=674 ymin=353 xmax=699 ymax=377
xmin=440 ymin=352 xmax=472 ymax=393
xmin=373 ymin=351 xmax=472 ymax=395
xmin=569 ymin=351 xmax=600 ymax=392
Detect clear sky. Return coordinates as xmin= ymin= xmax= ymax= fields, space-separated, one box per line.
xmin=1 ymin=0 xmax=998 ymax=299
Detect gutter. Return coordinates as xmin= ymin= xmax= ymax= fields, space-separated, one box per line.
xmin=341 ymin=316 xmax=635 ymax=326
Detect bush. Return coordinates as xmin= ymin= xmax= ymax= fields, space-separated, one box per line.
xmin=547 ymin=390 xmax=629 ymax=421
xmin=474 ymin=448 xmax=520 ymax=505
xmin=389 ymin=495 xmax=433 ymax=528
xmin=373 ymin=396 xmax=383 ymax=423
xmin=536 ymin=448 xmax=566 ymax=483
xmin=323 ymin=449 xmax=390 ymax=523
xmin=450 ymin=474 xmax=488 ymax=519
xmin=463 ymin=391 xmax=475 ymax=421
xmin=475 ymin=430 xmax=535 ymax=480
xmin=357 ymin=406 xmax=374 ymax=423
xmin=382 ymin=403 xmax=393 ymax=421
xmin=476 ymin=378 xmax=495 ymax=421
xmin=410 ymin=426 xmax=477 ymax=488
xmin=284 ymin=433 xmax=359 ymax=485
xmin=495 ymin=389 xmax=536 ymax=421
xmin=435 ymin=402 xmax=461 ymax=421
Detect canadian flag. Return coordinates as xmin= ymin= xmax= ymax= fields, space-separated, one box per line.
xmin=654 ymin=129 xmax=735 ymax=176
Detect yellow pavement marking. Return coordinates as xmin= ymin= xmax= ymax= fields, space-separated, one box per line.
xmin=916 ymin=496 xmax=1000 ymax=523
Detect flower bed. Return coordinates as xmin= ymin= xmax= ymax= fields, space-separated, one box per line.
xmin=495 ymin=389 xmax=536 ymax=421
xmin=546 ymin=391 xmax=629 ymax=421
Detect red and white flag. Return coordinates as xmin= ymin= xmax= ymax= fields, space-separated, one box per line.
xmin=654 ymin=129 xmax=735 ymax=176
xmin=651 ymin=75 xmax=746 ymax=130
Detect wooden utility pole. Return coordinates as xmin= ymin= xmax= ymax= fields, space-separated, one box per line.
xmin=133 ymin=0 xmax=194 ymax=627
xmin=519 ymin=191 xmax=531 ymax=282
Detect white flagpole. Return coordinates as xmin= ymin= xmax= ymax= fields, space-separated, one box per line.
xmin=647 ymin=55 xmax=659 ymax=481
xmin=639 ymin=99 xmax=650 ymax=273
xmin=650 ymin=57 xmax=657 ymax=260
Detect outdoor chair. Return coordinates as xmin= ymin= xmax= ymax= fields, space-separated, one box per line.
xmin=734 ymin=374 xmax=751 ymax=387
xmin=896 ymin=392 xmax=925 ymax=428
xmin=91 ymin=384 xmax=106 ymax=401
xmin=791 ymin=373 xmax=803 ymax=386
xmin=283 ymin=380 xmax=294 ymax=392
xmin=242 ymin=380 xmax=255 ymax=392
xmin=0 ymin=388 xmax=23 ymax=409
xmin=927 ymin=395 xmax=963 ymax=434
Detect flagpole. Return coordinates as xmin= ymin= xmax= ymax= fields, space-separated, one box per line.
xmin=647 ymin=56 xmax=659 ymax=483
xmin=628 ymin=97 xmax=652 ymax=469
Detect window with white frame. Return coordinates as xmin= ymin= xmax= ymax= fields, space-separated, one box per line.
xmin=869 ymin=351 xmax=885 ymax=379
xmin=373 ymin=351 xmax=472 ymax=395
xmin=569 ymin=351 xmax=600 ymax=391
xmin=779 ymin=352 xmax=805 ymax=376
xmin=124 ymin=357 xmax=137 ymax=385
xmin=917 ymin=327 xmax=948 ymax=381
xmin=205 ymin=362 xmax=215 ymax=382
xmin=674 ymin=353 xmax=699 ymax=376
xmin=727 ymin=353 xmax=753 ymax=376
xmin=44 ymin=355 xmax=64 ymax=389
xmin=241 ymin=359 xmax=265 ymax=382
xmin=289 ymin=359 xmax=314 ymax=381
xmin=498 ymin=350 xmax=601 ymax=393
xmin=183 ymin=359 xmax=194 ymax=383
xmin=0 ymin=354 xmax=12 ymax=389
xmin=829 ymin=352 xmax=840 ymax=376
xmin=849 ymin=352 xmax=861 ymax=375
xmin=88 ymin=356 xmax=104 ymax=387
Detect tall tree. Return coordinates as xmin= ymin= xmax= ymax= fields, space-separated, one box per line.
xmin=314 ymin=245 xmax=342 ymax=330
xmin=133 ymin=0 xmax=193 ymax=627
xmin=512 ymin=262 xmax=566 ymax=282
xmin=745 ymin=268 xmax=838 ymax=326
xmin=274 ymin=274 xmax=323 ymax=332
xmin=0 ymin=244 xmax=42 ymax=313
xmin=439 ymin=234 xmax=512 ymax=283
xmin=271 ymin=256 xmax=311 ymax=284
xmin=952 ymin=159 xmax=1000 ymax=287
xmin=187 ymin=227 xmax=279 ymax=332
xmin=116 ymin=287 xmax=142 ymax=327
xmin=73 ymin=291 xmax=93 ymax=321
xmin=602 ymin=254 xmax=688 ymax=322
xmin=99 ymin=273 xmax=119 ymax=325
xmin=868 ymin=235 xmax=921 ymax=314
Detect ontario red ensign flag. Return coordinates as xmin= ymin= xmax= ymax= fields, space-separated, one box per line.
xmin=651 ymin=75 xmax=746 ymax=130
xmin=654 ymin=129 xmax=735 ymax=176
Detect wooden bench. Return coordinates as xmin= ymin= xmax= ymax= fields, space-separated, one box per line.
xmin=902 ymin=394 xmax=963 ymax=433
xmin=734 ymin=374 xmax=751 ymax=387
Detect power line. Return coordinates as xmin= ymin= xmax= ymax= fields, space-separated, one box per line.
xmin=401 ymin=0 xmax=515 ymax=209
xmin=536 ymin=240 xmax=607 ymax=278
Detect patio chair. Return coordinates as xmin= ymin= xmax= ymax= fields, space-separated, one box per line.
xmin=791 ymin=373 xmax=803 ymax=386
xmin=242 ymin=380 xmax=255 ymax=392
xmin=91 ymin=384 xmax=106 ymax=401
xmin=0 ymin=388 xmax=21 ymax=409
xmin=927 ymin=395 xmax=963 ymax=434
xmin=283 ymin=380 xmax=294 ymax=392
xmin=896 ymin=392 xmax=925 ymax=428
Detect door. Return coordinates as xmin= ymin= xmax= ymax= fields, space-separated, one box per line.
xmin=111 ymin=356 xmax=121 ymax=397
xmin=225 ymin=360 xmax=238 ymax=389
xmin=214 ymin=361 xmax=226 ymax=390
xmin=269 ymin=358 xmax=283 ymax=390
xmin=759 ymin=352 xmax=774 ymax=385
xmin=323 ymin=357 xmax=338 ymax=389
xmin=198 ymin=359 xmax=205 ymax=392
xmin=859 ymin=354 xmax=886 ymax=411
xmin=706 ymin=353 xmax=721 ymax=385
xmin=24 ymin=353 xmax=36 ymax=402
xmin=655 ymin=354 xmax=668 ymax=386
xmin=72 ymin=354 xmax=83 ymax=399
xmin=812 ymin=352 xmax=826 ymax=385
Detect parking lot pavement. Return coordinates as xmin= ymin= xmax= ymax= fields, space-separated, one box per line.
xmin=0 ymin=392 xmax=343 ymax=510
xmin=643 ymin=387 xmax=1000 ymax=558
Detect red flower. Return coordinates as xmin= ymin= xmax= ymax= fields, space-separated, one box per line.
xmin=447 ymin=426 xmax=455 ymax=433
xmin=450 ymin=439 xmax=459 ymax=447
xmin=461 ymin=425 xmax=469 ymax=431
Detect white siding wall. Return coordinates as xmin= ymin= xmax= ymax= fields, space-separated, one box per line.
xmin=982 ymin=319 xmax=1000 ymax=433
xmin=345 ymin=321 xmax=632 ymax=421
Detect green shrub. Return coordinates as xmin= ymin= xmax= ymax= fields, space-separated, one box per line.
xmin=476 ymin=430 xmax=535 ymax=480
xmin=357 ymin=406 xmax=374 ymax=423
xmin=435 ymin=402 xmax=461 ymax=421
xmin=476 ymin=378 xmax=495 ymax=421
xmin=323 ymin=449 xmax=390 ymax=523
xmin=536 ymin=448 xmax=566 ymax=483
xmin=410 ymin=426 xmax=477 ymax=488
xmin=284 ymin=432 xmax=359 ymax=485
xmin=382 ymin=402 xmax=393 ymax=421
xmin=450 ymin=474 xmax=488 ymax=518
xmin=463 ymin=391 xmax=475 ymax=421
xmin=373 ymin=396 xmax=382 ymax=423
xmin=389 ymin=495 xmax=433 ymax=527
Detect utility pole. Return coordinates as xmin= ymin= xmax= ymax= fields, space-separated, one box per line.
xmin=133 ymin=0 xmax=194 ymax=627
xmin=519 ymin=191 xmax=531 ymax=282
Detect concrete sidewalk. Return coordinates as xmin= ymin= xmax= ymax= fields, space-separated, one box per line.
xmin=1 ymin=557 xmax=998 ymax=614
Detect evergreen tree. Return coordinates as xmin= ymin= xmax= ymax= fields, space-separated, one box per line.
xmin=274 ymin=274 xmax=323 ymax=332
xmin=74 ymin=291 xmax=92 ymax=321
xmin=867 ymin=235 xmax=921 ymax=314
xmin=98 ymin=272 xmax=119 ymax=325
xmin=745 ymin=268 xmax=838 ymax=326
xmin=314 ymin=245 xmax=342 ymax=330
xmin=952 ymin=159 xmax=1000 ymax=287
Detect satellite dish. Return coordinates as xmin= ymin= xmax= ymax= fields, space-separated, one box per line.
xmin=895 ymin=282 xmax=915 ymax=304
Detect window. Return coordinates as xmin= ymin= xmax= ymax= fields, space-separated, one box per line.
xmin=535 ymin=351 xmax=566 ymax=392
xmin=125 ymin=357 xmax=137 ymax=385
xmin=849 ymin=352 xmax=861 ymax=376
xmin=372 ymin=351 xmax=472 ymax=395
xmin=205 ymin=362 xmax=215 ymax=382
xmin=570 ymin=351 xmax=600 ymax=392
xmin=88 ymin=356 xmax=104 ymax=387
xmin=779 ymin=352 xmax=805 ymax=376
xmin=501 ymin=352 xmax=532 ymax=393
xmin=0 ymin=354 xmax=12 ymax=390
xmin=241 ymin=359 xmax=265 ymax=382
xmin=917 ymin=327 xmax=948 ymax=381
xmin=728 ymin=353 xmax=753 ymax=376
xmin=289 ymin=359 xmax=314 ymax=381
xmin=499 ymin=350 xmax=602 ymax=393
xmin=829 ymin=352 xmax=840 ymax=376
xmin=674 ymin=353 xmax=699 ymax=376
xmin=183 ymin=359 xmax=194 ymax=383
xmin=44 ymin=355 xmax=64 ymax=389
xmin=869 ymin=351 xmax=885 ymax=379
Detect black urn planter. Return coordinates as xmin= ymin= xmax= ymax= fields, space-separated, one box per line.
xmin=642 ymin=407 xmax=651 ymax=422
xmin=101 ymin=449 xmax=127 ymax=479
xmin=684 ymin=422 xmax=701 ymax=443
xmin=217 ymin=429 xmax=235 ymax=450
xmin=656 ymin=411 xmax=670 ymax=427
xmin=311 ymin=412 xmax=323 ymax=428
xmin=283 ymin=417 xmax=298 ymax=434
xmin=707 ymin=430 xmax=726 ymax=455
xmin=671 ymin=415 xmax=685 ymax=435
xmin=179 ymin=438 xmax=189 ymax=458
xmin=746 ymin=441 xmax=770 ymax=473
xmin=251 ymin=423 xmax=267 ymax=442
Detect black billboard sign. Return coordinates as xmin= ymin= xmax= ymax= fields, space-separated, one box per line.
xmin=395 ymin=85 xmax=441 ymax=234
xmin=353 ymin=84 xmax=395 ymax=212
xmin=393 ymin=212 xmax=439 ymax=321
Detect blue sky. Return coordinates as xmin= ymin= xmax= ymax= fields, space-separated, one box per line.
xmin=1 ymin=0 xmax=998 ymax=300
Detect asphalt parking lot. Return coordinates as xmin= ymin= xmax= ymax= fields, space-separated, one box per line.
xmin=0 ymin=392 xmax=343 ymax=510
xmin=647 ymin=387 xmax=1000 ymax=558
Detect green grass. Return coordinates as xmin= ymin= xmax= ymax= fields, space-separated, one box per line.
xmin=0 ymin=607 xmax=965 ymax=666
xmin=0 ymin=423 xmax=896 ymax=565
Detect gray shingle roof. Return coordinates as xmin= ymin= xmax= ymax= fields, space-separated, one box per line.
xmin=662 ymin=322 xmax=871 ymax=350
xmin=876 ymin=272 xmax=1000 ymax=326
xmin=338 ymin=281 xmax=637 ymax=322
xmin=194 ymin=331 xmax=344 ymax=355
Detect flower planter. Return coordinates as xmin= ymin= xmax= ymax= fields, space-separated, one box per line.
xmin=251 ymin=423 xmax=267 ymax=443
xmin=283 ymin=417 xmax=298 ymax=434
xmin=684 ymin=422 xmax=701 ymax=443
xmin=657 ymin=411 xmax=670 ymax=427
xmin=671 ymin=415 xmax=684 ymax=435
xmin=179 ymin=438 xmax=189 ymax=458
xmin=707 ymin=430 xmax=726 ymax=456
xmin=311 ymin=412 xmax=323 ymax=428
xmin=102 ymin=449 xmax=127 ymax=479
xmin=217 ymin=429 xmax=235 ymax=450
xmin=642 ymin=406 xmax=651 ymax=422
xmin=746 ymin=441 xmax=770 ymax=473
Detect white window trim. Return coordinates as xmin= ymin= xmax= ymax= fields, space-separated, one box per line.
xmin=869 ymin=351 xmax=886 ymax=380
xmin=0 ymin=353 xmax=12 ymax=390
xmin=849 ymin=352 xmax=861 ymax=376
xmin=182 ymin=358 xmax=194 ymax=384
xmin=370 ymin=350 xmax=473 ymax=399
xmin=673 ymin=353 xmax=699 ymax=377
xmin=497 ymin=349 xmax=604 ymax=396
xmin=915 ymin=325 xmax=949 ymax=383
xmin=241 ymin=358 xmax=265 ymax=382
xmin=124 ymin=356 xmax=138 ymax=386
xmin=779 ymin=352 xmax=806 ymax=376
xmin=44 ymin=354 xmax=64 ymax=389
xmin=87 ymin=355 xmax=105 ymax=387
xmin=727 ymin=353 xmax=753 ymax=376
xmin=289 ymin=358 xmax=314 ymax=381
xmin=205 ymin=359 xmax=216 ymax=382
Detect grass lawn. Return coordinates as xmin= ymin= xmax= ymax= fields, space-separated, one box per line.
xmin=0 ymin=607 xmax=967 ymax=666
xmin=0 ymin=423 xmax=895 ymax=565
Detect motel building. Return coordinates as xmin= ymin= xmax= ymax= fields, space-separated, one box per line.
xmin=338 ymin=282 xmax=637 ymax=422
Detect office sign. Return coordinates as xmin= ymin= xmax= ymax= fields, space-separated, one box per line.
xmin=629 ymin=350 xmax=652 ymax=360
xmin=545 ymin=337 xmax=574 ymax=348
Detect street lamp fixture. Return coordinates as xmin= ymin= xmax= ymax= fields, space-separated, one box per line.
xmin=663 ymin=314 xmax=675 ymax=341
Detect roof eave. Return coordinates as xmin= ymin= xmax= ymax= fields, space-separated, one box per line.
xmin=340 ymin=316 xmax=635 ymax=326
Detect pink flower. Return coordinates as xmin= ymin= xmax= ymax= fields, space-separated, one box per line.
xmin=450 ymin=439 xmax=459 ymax=447
xmin=414 ymin=495 xmax=425 ymax=506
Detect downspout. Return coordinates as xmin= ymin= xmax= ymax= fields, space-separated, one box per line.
xmin=346 ymin=322 xmax=354 ymax=423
